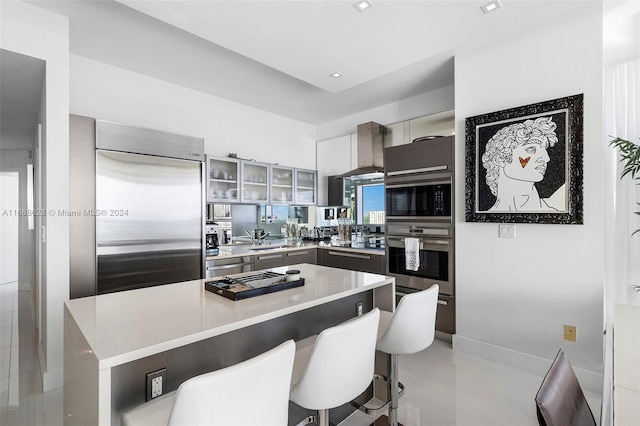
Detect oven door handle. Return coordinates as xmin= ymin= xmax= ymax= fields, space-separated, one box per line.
xmin=387 ymin=236 xmax=451 ymax=246
xmin=385 ymin=180 xmax=451 ymax=189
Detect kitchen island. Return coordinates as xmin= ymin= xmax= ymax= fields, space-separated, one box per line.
xmin=64 ymin=263 xmax=394 ymax=426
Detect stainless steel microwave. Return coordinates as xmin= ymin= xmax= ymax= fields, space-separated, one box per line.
xmin=385 ymin=170 xmax=452 ymax=220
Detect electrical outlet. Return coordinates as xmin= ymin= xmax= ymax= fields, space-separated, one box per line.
xmin=146 ymin=368 xmax=167 ymax=401
xmin=152 ymin=377 xmax=162 ymax=398
xmin=356 ymin=301 xmax=363 ymax=316
xmin=564 ymin=325 xmax=577 ymax=342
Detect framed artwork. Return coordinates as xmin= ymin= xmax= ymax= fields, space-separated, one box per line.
xmin=465 ymin=94 xmax=583 ymax=224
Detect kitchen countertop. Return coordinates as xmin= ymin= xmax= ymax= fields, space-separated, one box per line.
xmin=207 ymin=238 xmax=386 ymax=260
xmin=64 ymin=263 xmax=393 ymax=369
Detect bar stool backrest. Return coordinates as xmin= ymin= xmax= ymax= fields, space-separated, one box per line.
xmin=290 ymin=308 xmax=380 ymax=410
xmin=168 ymin=339 xmax=295 ymax=426
xmin=377 ymin=284 xmax=439 ymax=355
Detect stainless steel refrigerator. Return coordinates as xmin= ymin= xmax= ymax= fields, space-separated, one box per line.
xmin=95 ymin=120 xmax=204 ymax=294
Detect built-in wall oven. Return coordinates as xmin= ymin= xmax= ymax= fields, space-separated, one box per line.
xmin=384 ymin=136 xmax=455 ymax=334
xmin=386 ymin=223 xmax=453 ymax=295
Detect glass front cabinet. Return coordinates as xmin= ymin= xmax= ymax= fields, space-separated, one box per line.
xmin=270 ymin=166 xmax=294 ymax=205
xmin=241 ymin=161 xmax=270 ymax=204
xmin=206 ymin=156 xmax=316 ymax=206
xmin=295 ymin=169 xmax=317 ymax=205
xmin=206 ymin=156 xmax=240 ymax=203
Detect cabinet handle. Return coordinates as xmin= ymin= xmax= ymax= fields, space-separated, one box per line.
xmin=207 ymin=262 xmax=253 ymax=271
xmin=286 ymin=251 xmax=307 ymax=257
xmin=257 ymin=254 xmax=282 ymax=260
xmin=328 ymin=251 xmax=371 ymax=260
xmin=386 ymin=165 xmax=448 ymax=176
xmin=437 ymin=300 xmax=448 ymax=306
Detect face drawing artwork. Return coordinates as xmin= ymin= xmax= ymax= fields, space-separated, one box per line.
xmin=481 ymin=116 xmax=562 ymax=212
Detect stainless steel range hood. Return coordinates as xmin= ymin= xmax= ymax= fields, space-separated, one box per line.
xmin=336 ymin=122 xmax=386 ymax=179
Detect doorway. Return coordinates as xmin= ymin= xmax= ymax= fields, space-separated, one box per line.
xmin=0 ymin=48 xmax=45 ymax=416
xmin=0 ymin=172 xmax=19 ymax=286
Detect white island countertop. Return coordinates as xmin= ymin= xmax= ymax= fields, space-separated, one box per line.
xmin=64 ymin=263 xmax=394 ymax=370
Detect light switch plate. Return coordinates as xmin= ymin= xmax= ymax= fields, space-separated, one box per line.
xmin=499 ymin=224 xmax=516 ymax=239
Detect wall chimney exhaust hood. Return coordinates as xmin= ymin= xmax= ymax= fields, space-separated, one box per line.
xmin=336 ymin=121 xmax=386 ymax=179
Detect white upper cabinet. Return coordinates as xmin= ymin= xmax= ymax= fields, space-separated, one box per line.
xmin=316 ymin=135 xmax=352 ymax=205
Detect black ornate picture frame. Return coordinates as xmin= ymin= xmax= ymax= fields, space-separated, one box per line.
xmin=465 ymin=94 xmax=583 ymax=224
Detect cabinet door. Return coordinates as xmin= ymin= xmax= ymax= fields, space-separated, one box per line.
xmin=283 ymin=249 xmax=317 ymax=266
xmin=206 ymin=156 xmax=240 ymax=203
xmin=319 ymin=249 xmax=385 ymax=274
xmin=241 ymin=161 xmax=270 ymax=204
xmin=316 ymin=135 xmax=352 ymax=206
xmin=295 ymin=169 xmax=317 ymax=205
xmin=270 ymin=166 xmax=294 ymax=205
xmin=254 ymin=253 xmax=284 ymax=270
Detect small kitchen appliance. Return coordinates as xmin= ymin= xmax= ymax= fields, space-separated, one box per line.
xmin=205 ymin=223 xmax=220 ymax=256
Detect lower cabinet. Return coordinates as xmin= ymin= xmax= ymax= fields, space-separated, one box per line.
xmin=254 ymin=252 xmax=284 ymax=270
xmin=283 ymin=249 xmax=317 ymax=266
xmin=318 ymin=249 xmax=385 ymax=275
xmin=435 ymin=294 xmax=455 ymax=335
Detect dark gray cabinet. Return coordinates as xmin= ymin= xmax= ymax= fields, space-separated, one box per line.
xmin=384 ymin=135 xmax=454 ymax=173
xmin=254 ymin=252 xmax=285 ymax=270
xmin=435 ymin=294 xmax=455 ymax=335
xmin=319 ymin=249 xmax=385 ymax=275
xmin=283 ymin=249 xmax=317 ymax=266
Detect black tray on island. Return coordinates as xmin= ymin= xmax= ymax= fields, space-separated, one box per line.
xmin=204 ymin=270 xmax=304 ymax=301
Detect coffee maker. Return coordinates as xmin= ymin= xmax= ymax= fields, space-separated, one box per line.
xmin=205 ymin=223 xmax=220 ymax=256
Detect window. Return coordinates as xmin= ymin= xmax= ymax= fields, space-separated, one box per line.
xmin=356 ymin=183 xmax=385 ymax=225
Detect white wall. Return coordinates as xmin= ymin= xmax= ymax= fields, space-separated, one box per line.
xmin=70 ymin=55 xmax=316 ymax=170
xmin=453 ymin=4 xmax=604 ymax=392
xmin=0 ymin=0 xmax=70 ymax=391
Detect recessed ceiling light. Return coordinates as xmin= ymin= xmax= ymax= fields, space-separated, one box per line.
xmin=354 ymin=0 xmax=374 ymax=13
xmin=331 ymin=72 xmax=343 ymax=78
xmin=481 ymin=0 xmax=502 ymax=14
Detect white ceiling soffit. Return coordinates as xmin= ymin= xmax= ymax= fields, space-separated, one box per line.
xmin=28 ymin=1 xmax=594 ymax=125
xmin=116 ymin=0 xmax=483 ymax=94
xmin=115 ymin=0 xmax=589 ymax=93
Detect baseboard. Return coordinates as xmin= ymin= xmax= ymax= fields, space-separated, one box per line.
xmin=38 ymin=345 xmax=63 ymax=392
xmin=435 ymin=330 xmax=452 ymax=343
xmin=452 ymin=335 xmax=603 ymax=394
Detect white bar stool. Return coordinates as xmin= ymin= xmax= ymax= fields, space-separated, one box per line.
xmin=290 ymin=308 xmax=381 ymax=426
xmin=122 ymin=339 xmax=295 ymax=426
xmin=377 ymin=284 xmax=439 ymax=426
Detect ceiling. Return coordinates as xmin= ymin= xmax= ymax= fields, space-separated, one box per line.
xmin=2 ymin=0 xmax=638 ymax=152
xmin=24 ymin=0 xmax=600 ymax=125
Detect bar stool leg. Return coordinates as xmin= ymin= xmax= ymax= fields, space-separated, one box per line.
xmin=388 ymin=353 xmax=399 ymax=426
xmin=318 ymin=408 xmax=329 ymax=426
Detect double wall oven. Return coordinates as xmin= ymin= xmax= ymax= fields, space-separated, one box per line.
xmin=384 ymin=136 xmax=455 ymax=334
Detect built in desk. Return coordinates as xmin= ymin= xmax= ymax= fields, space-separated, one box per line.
xmin=63 ymin=263 xmax=395 ymax=425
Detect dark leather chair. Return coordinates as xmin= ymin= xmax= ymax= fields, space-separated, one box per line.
xmin=535 ymin=349 xmax=596 ymax=426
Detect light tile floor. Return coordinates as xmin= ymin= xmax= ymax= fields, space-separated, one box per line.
xmin=0 ymin=280 xmax=601 ymax=426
